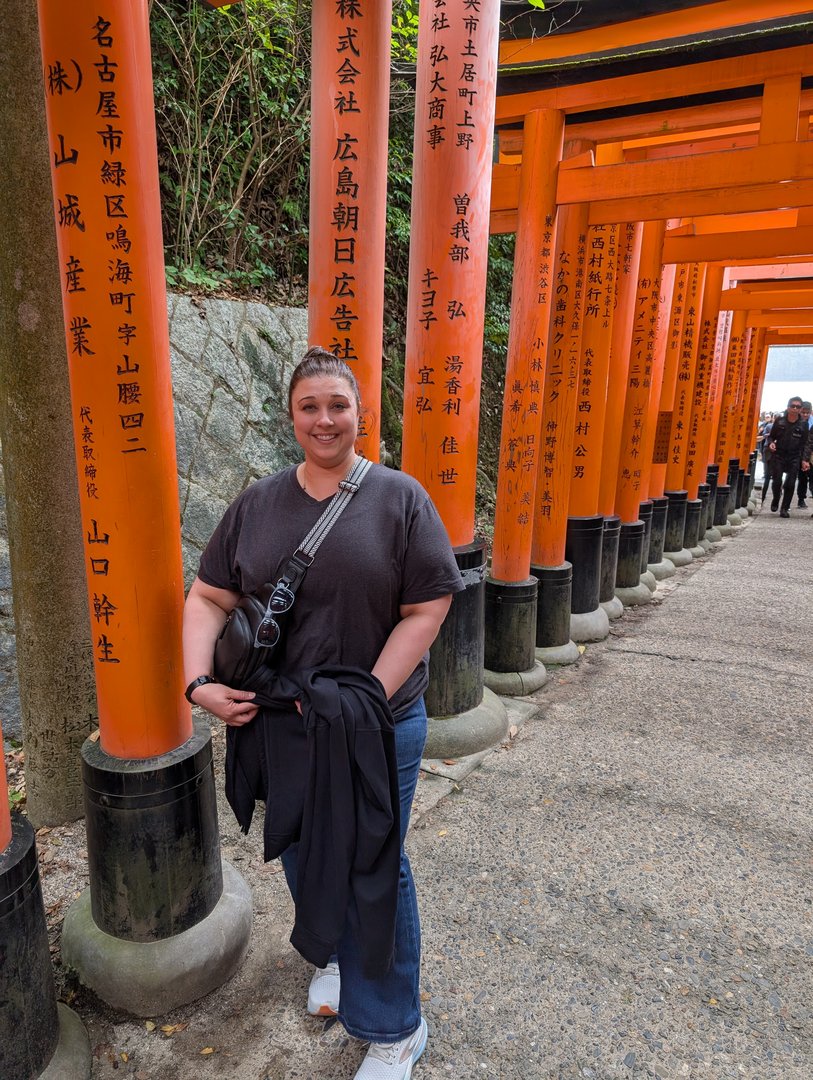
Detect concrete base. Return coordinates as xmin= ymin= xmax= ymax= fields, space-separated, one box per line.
xmin=535 ymin=639 xmax=580 ymax=666
xmin=698 ymin=538 xmax=713 ymax=554
xmin=40 ymin=1003 xmax=91 ymax=1080
xmin=717 ymin=523 xmax=733 ymax=536
xmin=61 ymin=859 xmax=252 ymax=1017
xmin=747 ymin=499 xmax=756 ymax=512
xmin=483 ymin=660 xmax=548 ymax=698
xmin=706 ymin=527 xmax=722 ymax=542
xmin=425 ymin=687 xmax=509 ymax=759
xmin=570 ymin=605 xmax=610 ymax=643
xmin=601 ymin=596 xmax=624 ymax=621
xmin=689 ymin=544 xmax=706 ymax=558
xmin=641 ymin=569 xmax=658 ymax=591
xmin=728 ymin=512 xmax=743 ymax=526
xmin=647 ymin=558 xmax=676 ymax=580
xmin=664 ymin=547 xmax=693 ymax=567
xmin=736 ymin=506 xmax=750 ymax=519
xmin=615 ymin=581 xmax=653 ymax=607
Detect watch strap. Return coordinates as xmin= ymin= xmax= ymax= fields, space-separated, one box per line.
xmin=185 ymin=675 xmax=218 ymax=703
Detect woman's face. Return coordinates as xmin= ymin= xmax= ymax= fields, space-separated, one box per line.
xmin=290 ymin=375 xmax=359 ymax=469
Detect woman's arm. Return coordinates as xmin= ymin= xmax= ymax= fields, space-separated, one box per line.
xmin=371 ymin=595 xmax=453 ymax=701
xmin=182 ymin=576 xmax=258 ymax=726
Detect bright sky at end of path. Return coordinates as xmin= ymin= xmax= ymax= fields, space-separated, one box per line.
xmin=761 ymin=347 xmax=813 ymax=412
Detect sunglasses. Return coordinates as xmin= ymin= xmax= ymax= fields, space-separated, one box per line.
xmin=254 ymin=582 xmax=296 ymax=649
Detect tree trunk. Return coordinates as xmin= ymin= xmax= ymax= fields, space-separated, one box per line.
xmin=0 ymin=3 xmax=97 ymax=824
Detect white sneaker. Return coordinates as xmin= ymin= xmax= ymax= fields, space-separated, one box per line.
xmin=354 ymin=1017 xmax=428 ymax=1080
xmin=307 ymin=961 xmax=340 ymax=1016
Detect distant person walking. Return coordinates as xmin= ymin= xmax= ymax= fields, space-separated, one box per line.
xmin=796 ymin=401 xmax=813 ymax=508
xmin=766 ymin=396 xmax=811 ymax=517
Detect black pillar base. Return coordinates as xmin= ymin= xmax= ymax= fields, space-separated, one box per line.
xmin=697 ymin=482 xmax=711 ymax=536
xmin=637 ymin=500 xmax=654 ymax=573
xmin=83 ymin=721 xmax=223 ymax=941
xmin=738 ymin=469 xmax=750 ymax=509
xmin=600 ymin=515 xmax=621 ymax=604
xmin=484 ymin=577 xmax=537 ymax=674
xmin=0 ymin=815 xmax=60 ymax=1078
xmin=426 ymin=540 xmax=486 ymax=717
xmin=615 ymin=520 xmax=651 ymax=605
xmin=530 ymin=561 xmax=572 ymax=649
xmin=664 ymin=490 xmax=689 ymax=553
xmin=713 ymin=484 xmax=731 ymax=527
xmin=683 ymin=498 xmax=703 ymax=551
xmin=615 ymin=521 xmax=644 ymax=589
xmin=648 ymin=496 xmax=668 ymax=564
xmin=726 ymin=457 xmax=740 ymax=513
xmin=565 ymin=515 xmax=604 ymax=615
xmin=748 ymin=451 xmax=758 ymax=500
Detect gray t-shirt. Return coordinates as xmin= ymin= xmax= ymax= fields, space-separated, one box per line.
xmin=198 ymin=463 xmax=465 ymax=717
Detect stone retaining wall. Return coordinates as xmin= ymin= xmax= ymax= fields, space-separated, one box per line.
xmin=0 ymin=294 xmax=308 ymax=739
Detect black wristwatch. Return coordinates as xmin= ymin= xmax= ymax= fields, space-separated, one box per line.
xmin=185 ymin=675 xmax=218 ymax=703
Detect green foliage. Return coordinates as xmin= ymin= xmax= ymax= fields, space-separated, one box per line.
xmin=150 ymin=0 xmax=311 ymax=298
xmin=150 ymin=0 xmax=516 ymax=508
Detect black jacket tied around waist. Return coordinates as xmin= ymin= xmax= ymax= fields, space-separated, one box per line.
xmin=224 ymin=666 xmax=400 ymax=978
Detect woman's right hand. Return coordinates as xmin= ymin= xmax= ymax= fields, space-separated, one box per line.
xmin=191 ymin=682 xmax=258 ymax=727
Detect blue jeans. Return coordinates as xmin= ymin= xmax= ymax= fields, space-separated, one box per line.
xmin=281 ymin=695 xmax=427 ymax=1042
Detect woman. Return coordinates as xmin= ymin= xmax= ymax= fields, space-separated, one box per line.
xmin=183 ymin=347 xmax=463 ymax=1079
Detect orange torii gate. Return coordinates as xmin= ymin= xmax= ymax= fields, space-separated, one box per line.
xmin=486 ymin=4 xmax=813 ymax=666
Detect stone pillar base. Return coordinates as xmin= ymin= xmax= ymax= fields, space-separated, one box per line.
xmin=483 ymin=660 xmax=547 ymax=697
xmin=717 ymin=522 xmax=733 ymax=536
xmin=425 ymin=687 xmax=509 ymax=760
xmin=570 ymin=605 xmax=610 ymax=642
xmin=705 ymin=527 xmax=723 ymax=542
xmin=728 ymin=512 xmax=743 ymax=526
xmin=40 ymin=1004 xmax=91 ymax=1080
xmin=536 ymin=640 xmax=580 ymax=666
xmin=641 ymin=569 xmax=658 ymax=591
xmin=601 ymin=596 xmax=624 ymax=621
xmin=647 ymin=558 xmax=676 ymax=580
xmin=615 ymin=581 xmax=653 ymax=607
xmin=61 ymin=859 xmax=252 ymax=1017
xmin=664 ymin=547 xmax=693 ymax=567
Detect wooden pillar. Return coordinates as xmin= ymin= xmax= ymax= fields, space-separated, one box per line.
xmin=741 ymin=328 xmax=769 ymax=468
xmin=732 ymin=325 xmax=758 ymax=469
xmin=402 ymin=0 xmax=500 ymax=547
xmin=530 ymin=141 xmax=592 ymax=568
xmin=597 ymin=222 xmax=642 ymax=518
xmin=309 ymin=0 xmax=392 ymax=457
xmin=491 ymin=109 xmax=563 ymax=583
xmin=708 ymin=308 xmax=733 ymax=463
xmin=567 ymin=223 xmax=618 ymax=518
xmin=683 ymin=265 xmax=723 ymax=500
xmin=714 ymin=310 xmax=748 ymax=469
xmin=615 ymin=220 xmax=666 ymax=525
xmin=37 ymin=1 xmax=189 ymax=758
xmin=638 ymin=262 xmax=677 ymax=503
xmin=664 ymin=263 xmax=707 ymax=493
xmin=649 ymin=263 xmax=690 ymax=500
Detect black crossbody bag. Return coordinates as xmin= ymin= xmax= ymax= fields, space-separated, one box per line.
xmin=213 ymin=457 xmax=372 ymax=688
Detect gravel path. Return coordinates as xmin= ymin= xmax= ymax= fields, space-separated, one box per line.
xmin=34 ymin=504 xmax=813 ymax=1079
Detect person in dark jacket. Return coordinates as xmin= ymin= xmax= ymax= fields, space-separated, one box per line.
xmin=766 ymin=396 xmax=811 ymax=516
xmin=182 ymin=347 xmax=464 ymax=1080
xmin=795 ymin=402 xmax=813 ymax=507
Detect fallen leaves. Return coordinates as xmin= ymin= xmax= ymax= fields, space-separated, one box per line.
xmin=160 ymin=1022 xmax=189 ymax=1036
